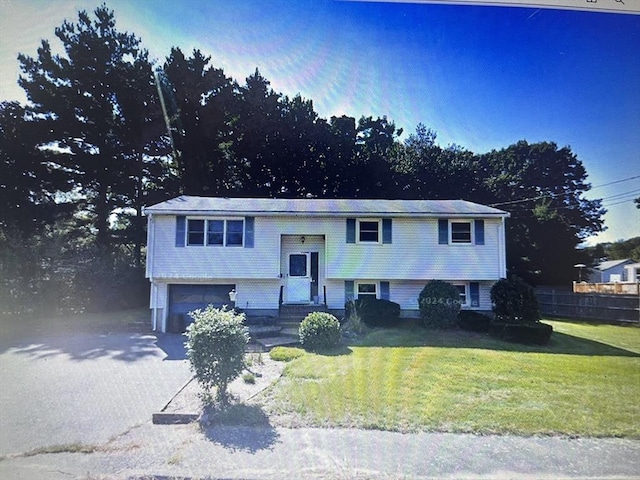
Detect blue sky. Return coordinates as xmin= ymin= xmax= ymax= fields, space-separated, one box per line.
xmin=1 ymin=0 xmax=639 ymax=244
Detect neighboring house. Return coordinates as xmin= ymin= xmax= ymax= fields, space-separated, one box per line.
xmin=144 ymin=196 xmax=509 ymax=332
xmin=623 ymin=262 xmax=640 ymax=283
xmin=588 ymin=259 xmax=636 ymax=283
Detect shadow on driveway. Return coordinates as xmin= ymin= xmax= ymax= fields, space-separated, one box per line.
xmin=1 ymin=311 xmax=187 ymax=362
xmin=155 ymin=332 xmax=187 ymax=360
xmin=202 ymin=404 xmax=281 ymax=453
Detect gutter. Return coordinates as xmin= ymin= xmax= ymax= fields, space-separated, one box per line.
xmin=143 ymin=209 xmax=510 ymax=218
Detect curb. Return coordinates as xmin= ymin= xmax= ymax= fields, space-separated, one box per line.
xmin=152 ymin=412 xmax=199 ymax=424
xmin=152 ymin=375 xmax=199 ymax=425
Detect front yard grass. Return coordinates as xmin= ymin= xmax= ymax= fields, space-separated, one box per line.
xmin=261 ymin=319 xmax=640 ymax=437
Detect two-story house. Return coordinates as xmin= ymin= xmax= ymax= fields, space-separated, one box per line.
xmin=145 ymin=196 xmax=509 ymax=332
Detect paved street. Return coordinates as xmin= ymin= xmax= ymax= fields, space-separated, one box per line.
xmin=1 ymin=313 xmax=639 ymax=479
xmin=1 ymin=424 xmax=639 ymax=479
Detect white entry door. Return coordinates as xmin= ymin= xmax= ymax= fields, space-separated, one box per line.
xmin=287 ymin=253 xmax=311 ymax=303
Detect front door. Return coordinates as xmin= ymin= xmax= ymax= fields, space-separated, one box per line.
xmin=287 ymin=253 xmax=311 ymax=303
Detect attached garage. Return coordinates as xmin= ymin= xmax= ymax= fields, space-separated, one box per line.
xmin=167 ymin=284 xmax=235 ymax=331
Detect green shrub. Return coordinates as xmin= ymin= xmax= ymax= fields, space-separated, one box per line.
xmin=185 ymin=305 xmax=249 ymax=404
xmin=418 ymin=280 xmax=461 ymax=328
xmin=345 ymin=298 xmax=400 ymax=327
xmin=457 ymin=310 xmax=492 ymax=332
xmin=242 ymin=372 xmax=256 ymax=384
xmin=489 ymin=322 xmax=553 ymax=345
xmin=299 ymin=312 xmax=341 ymax=352
xmin=270 ymin=346 xmax=306 ymax=362
xmin=490 ymin=276 xmax=540 ymax=324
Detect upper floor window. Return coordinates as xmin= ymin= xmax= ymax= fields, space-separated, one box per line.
xmin=187 ymin=218 xmax=243 ymax=247
xmin=187 ymin=219 xmax=205 ymax=246
xmin=358 ymin=219 xmax=380 ymax=243
xmin=451 ymin=221 xmax=472 ymax=244
xmin=439 ymin=219 xmax=484 ymax=245
xmin=225 ymin=220 xmax=244 ymax=246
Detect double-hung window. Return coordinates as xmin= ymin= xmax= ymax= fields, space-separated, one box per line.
xmin=225 ymin=220 xmax=244 ymax=246
xmin=187 ymin=219 xmax=205 ymax=246
xmin=358 ymin=220 xmax=380 ymax=243
xmin=187 ymin=218 xmax=244 ymax=247
xmin=450 ymin=221 xmax=472 ymax=244
xmin=206 ymin=220 xmax=224 ymax=246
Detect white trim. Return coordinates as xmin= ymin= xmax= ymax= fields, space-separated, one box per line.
xmin=185 ymin=217 xmax=245 ymax=247
xmin=356 ymin=281 xmax=378 ymax=299
xmin=499 ymin=217 xmax=507 ymax=277
xmin=146 ymin=213 xmax=154 ymax=278
xmin=449 ymin=219 xmax=474 ymax=245
xmin=356 ymin=218 xmax=382 ymax=244
xmin=452 ymin=282 xmax=470 ymax=307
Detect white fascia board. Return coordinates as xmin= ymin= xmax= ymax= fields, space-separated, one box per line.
xmin=144 ymin=210 xmax=509 ymax=218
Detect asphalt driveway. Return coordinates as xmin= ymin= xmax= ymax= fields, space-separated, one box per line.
xmin=0 ymin=312 xmax=191 ymax=457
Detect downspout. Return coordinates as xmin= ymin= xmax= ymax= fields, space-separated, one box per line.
xmin=146 ymin=212 xmax=156 ymax=331
xmin=146 ymin=212 xmax=154 ymax=280
xmin=500 ymin=216 xmax=507 ymax=278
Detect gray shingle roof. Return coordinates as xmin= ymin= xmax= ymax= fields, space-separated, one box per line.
xmin=594 ymin=259 xmax=635 ymax=271
xmin=145 ymin=196 xmax=509 ymax=217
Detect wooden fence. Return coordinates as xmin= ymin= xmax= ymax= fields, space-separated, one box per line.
xmin=573 ymin=281 xmax=639 ymax=295
xmin=536 ymin=288 xmax=640 ymax=324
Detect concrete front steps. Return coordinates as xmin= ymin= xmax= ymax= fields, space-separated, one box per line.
xmin=250 ymin=304 xmax=329 ymax=351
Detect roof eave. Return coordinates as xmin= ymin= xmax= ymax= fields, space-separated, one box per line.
xmin=143 ymin=208 xmax=510 ymax=218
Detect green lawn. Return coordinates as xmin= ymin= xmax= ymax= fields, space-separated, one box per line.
xmin=262 ymin=320 xmax=640 ymax=437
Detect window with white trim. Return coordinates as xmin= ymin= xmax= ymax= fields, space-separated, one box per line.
xmin=454 ymin=284 xmax=468 ymax=306
xmin=225 ymin=220 xmax=244 ymax=246
xmin=187 ymin=219 xmax=205 ymax=246
xmin=356 ymin=282 xmax=377 ymax=299
xmin=358 ymin=219 xmax=380 ymax=243
xmin=187 ymin=218 xmax=244 ymax=247
xmin=450 ymin=221 xmax=472 ymax=244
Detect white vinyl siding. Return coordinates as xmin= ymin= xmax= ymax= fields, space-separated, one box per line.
xmin=149 ymin=215 xmax=505 ymax=283
xmin=320 ymin=279 xmax=494 ymax=312
xmin=327 ymin=217 xmax=503 ymax=280
xmin=150 ymin=215 xmax=279 ymax=279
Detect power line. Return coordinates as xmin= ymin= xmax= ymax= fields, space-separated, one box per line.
xmin=590 ymin=175 xmax=640 ymax=190
xmin=604 ymin=198 xmax=640 ymax=208
xmin=601 ymin=189 xmax=640 ymax=203
xmin=489 ymin=175 xmax=640 ymax=207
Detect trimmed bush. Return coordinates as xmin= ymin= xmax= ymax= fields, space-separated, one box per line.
xmin=490 ymin=322 xmax=553 ymax=345
xmin=346 ymin=297 xmax=400 ymax=327
xmin=270 ymin=346 xmax=305 ymax=362
xmin=457 ymin=310 xmax=492 ymax=332
xmin=419 ymin=280 xmax=461 ymax=328
xmin=299 ymin=312 xmax=341 ymax=351
xmin=185 ymin=305 xmax=249 ymax=404
xmin=490 ymin=276 xmax=540 ymax=324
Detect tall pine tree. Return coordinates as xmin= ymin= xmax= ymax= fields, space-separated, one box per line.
xmin=17 ymin=5 xmax=163 ymax=248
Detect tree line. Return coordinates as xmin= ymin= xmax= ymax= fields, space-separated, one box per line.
xmin=0 ymin=5 xmax=606 ymax=314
